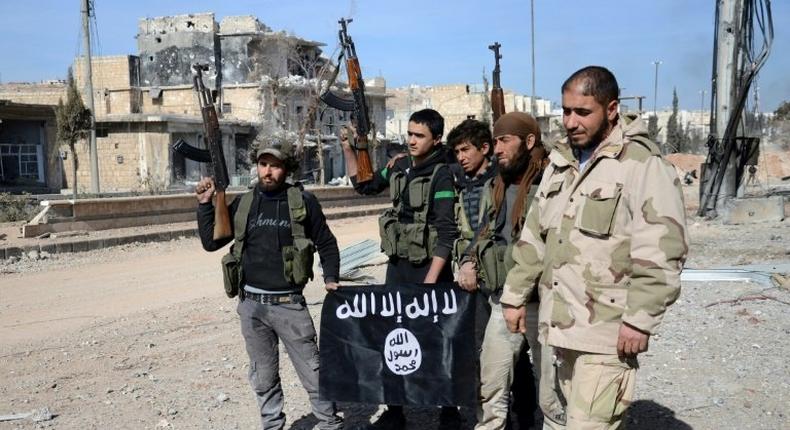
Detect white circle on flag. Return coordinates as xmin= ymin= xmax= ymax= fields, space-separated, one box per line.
xmin=383 ymin=328 xmax=422 ymax=375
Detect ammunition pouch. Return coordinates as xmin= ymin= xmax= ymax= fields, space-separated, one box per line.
xmin=221 ymin=245 xmax=242 ymax=298
xmin=282 ymin=237 xmax=316 ymax=286
xmin=378 ymin=211 xmax=438 ymax=264
xmin=378 ymin=164 xmax=444 ymax=265
xmin=475 ymin=239 xmax=509 ymax=295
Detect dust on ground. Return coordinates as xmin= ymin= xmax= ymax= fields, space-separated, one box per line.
xmin=1 ymin=215 xmax=789 ymax=430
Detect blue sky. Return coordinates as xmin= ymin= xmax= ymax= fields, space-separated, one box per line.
xmin=1 ymin=0 xmax=787 ymax=112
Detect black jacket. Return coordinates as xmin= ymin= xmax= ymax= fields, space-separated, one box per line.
xmin=351 ymin=148 xmax=458 ymax=261
xmin=197 ymin=183 xmax=340 ymax=292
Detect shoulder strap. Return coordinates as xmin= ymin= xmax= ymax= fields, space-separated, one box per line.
xmin=287 ymin=186 xmax=308 ymax=240
xmin=233 ymin=190 xmax=255 ymax=257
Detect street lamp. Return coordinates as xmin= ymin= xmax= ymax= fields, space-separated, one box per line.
xmin=652 ymin=60 xmax=662 ymax=116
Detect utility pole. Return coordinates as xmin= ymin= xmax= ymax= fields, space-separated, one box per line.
xmin=713 ymin=0 xmax=742 ymax=201
xmin=82 ymin=0 xmax=99 ymax=193
xmin=652 ymin=60 xmax=662 ymax=116
xmin=530 ymin=0 xmax=537 ymax=116
xmin=699 ymin=89 xmax=707 ymax=130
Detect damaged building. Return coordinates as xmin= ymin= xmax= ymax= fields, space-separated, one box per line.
xmin=0 ymin=12 xmax=388 ymax=192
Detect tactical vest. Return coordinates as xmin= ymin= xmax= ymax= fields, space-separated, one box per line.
xmin=221 ymin=186 xmax=315 ymax=298
xmin=473 ymin=183 xmax=538 ymax=295
xmin=378 ymin=164 xmax=444 ymax=264
xmin=453 ymin=177 xmax=494 ymax=262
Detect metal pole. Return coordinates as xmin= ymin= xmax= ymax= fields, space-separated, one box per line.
xmin=699 ymin=89 xmax=706 ymax=130
xmin=652 ymin=60 xmax=662 ymax=116
xmin=530 ymin=0 xmax=536 ymax=116
xmin=82 ymin=0 xmax=99 ymax=193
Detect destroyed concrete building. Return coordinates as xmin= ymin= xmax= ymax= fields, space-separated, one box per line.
xmin=0 ymin=13 xmax=388 ymax=192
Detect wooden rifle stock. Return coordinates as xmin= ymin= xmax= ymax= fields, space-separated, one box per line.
xmin=491 ymin=88 xmax=505 ymax=123
xmin=213 ymin=190 xmax=232 ymax=240
xmin=355 ymin=137 xmax=374 ymax=183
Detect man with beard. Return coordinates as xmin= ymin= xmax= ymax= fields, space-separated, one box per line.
xmin=195 ymin=143 xmax=344 ymax=430
xmin=502 ymin=66 xmax=688 ymax=429
xmin=341 ymin=108 xmax=461 ymax=430
xmin=456 ymin=113 xmax=564 ymax=429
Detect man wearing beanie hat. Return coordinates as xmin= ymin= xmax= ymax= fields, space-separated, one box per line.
xmin=457 ymin=112 xmax=565 ymax=429
xmin=502 ymin=66 xmax=687 ymax=429
xmin=195 ymin=141 xmax=344 ymax=430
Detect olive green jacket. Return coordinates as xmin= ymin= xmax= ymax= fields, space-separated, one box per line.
xmin=500 ymin=114 xmax=688 ymax=354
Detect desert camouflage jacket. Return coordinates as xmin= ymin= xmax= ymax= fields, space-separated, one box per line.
xmin=500 ymin=114 xmax=688 ymax=354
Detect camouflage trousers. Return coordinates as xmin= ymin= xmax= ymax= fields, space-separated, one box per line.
xmin=547 ymin=348 xmax=637 ymax=430
xmin=476 ymin=301 xmax=566 ymax=430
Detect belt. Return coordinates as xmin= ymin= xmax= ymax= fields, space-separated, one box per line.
xmin=243 ymin=291 xmax=304 ymax=305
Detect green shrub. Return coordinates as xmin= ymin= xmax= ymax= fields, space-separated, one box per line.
xmin=0 ymin=192 xmax=39 ymax=222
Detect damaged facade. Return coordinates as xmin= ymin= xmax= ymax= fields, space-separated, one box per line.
xmin=0 ymin=12 xmax=387 ymax=192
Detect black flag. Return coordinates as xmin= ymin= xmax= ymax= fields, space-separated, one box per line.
xmin=319 ymin=282 xmax=476 ymax=407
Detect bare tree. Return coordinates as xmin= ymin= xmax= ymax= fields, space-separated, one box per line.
xmin=55 ymin=69 xmax=92 ymax=200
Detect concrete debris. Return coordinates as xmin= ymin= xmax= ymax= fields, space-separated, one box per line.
xmin=0 ymin=407 xmax=53 ymax=423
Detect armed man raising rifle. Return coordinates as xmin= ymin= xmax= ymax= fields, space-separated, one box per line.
xmin=342 ymin=108 xmax=462 ymax=430
xmin=195 ymin=140 xmax=344 ymax=430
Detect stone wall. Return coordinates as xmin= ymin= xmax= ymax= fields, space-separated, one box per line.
xmin=64 ymin=123 xmax=172 ymax=192
xmin=0 ymin=82 xmax=67 ymax=106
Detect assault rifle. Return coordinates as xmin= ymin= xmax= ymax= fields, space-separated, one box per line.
xmin=172 ymin=64 xmax=232 ymax=240
xmin=320 ymin=18 xmax=374 ymax=183
xmin=489 ymin=42 xmax=505 ymax=123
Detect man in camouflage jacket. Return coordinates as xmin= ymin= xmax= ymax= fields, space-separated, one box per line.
xmin=501 ymin=66 xmax=688 ymax=429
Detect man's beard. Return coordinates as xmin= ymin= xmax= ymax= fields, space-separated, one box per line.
xmin=500 ymin=146 xmax=530 ymax=184
xmin=570 ymin=116 xmax=610 ymax=151
xmin=258 ymin=177 xmax=284 ymax=192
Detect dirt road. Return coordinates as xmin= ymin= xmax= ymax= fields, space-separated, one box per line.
xmin=1 ymin=215 xmax=789 ymax=429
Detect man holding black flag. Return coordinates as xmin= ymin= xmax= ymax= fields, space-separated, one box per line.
xmin=340 ymin=108 xmax=463 ymax=430
xmin=195 ymin=142 xmax=344 ymax=430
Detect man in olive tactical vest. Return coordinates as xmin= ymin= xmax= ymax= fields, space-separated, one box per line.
xmin=196 ymin=143 xmax=343 ymax=430
xmin=341 ymin=108 xmax=461 ymax=430
xmin=502 ymin=66 xmax=688 ymax=429
xmin=455 ymin=113 xmax=565 ymax=429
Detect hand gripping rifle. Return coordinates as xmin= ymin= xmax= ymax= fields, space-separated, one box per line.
xmin=172 ymin=64 xmax=232 ymax=240
xmin=489 ymin=42 xmax=506 ymax=123
xmin=320 ymin=18 xmax=374 ymax=183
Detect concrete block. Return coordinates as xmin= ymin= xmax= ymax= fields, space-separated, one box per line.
xmin=722 ymin=196 xmax=785 ymax=224
xmin=4 ymin=247 xmax=24 ymax=259
xmin=71 ymin=240 xmax=91 ymax=253
xmin=103 ymin=237 xmax=121 ymax=249
xmin=55 ymin=242 xmax=73 ymax=254
xmin=40 ymin=243 xmax=57 ymax=255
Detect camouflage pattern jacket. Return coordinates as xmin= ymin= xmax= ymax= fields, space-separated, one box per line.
xmin=500 ymin=114 xmax=688 ymax=354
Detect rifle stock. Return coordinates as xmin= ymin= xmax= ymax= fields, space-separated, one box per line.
xmin=213 ymin=190 xmax=232 ymax=240
xmin=491 ymin=88 xmax=505 ymax=123
xmin=355 ymin=137 xmax=374 ymax=183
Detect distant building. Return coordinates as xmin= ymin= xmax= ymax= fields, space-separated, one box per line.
xmin=385 ymin=84 xmax=554 ymax=142
xmin=0 ymin=13 xmax=387 ymax=192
